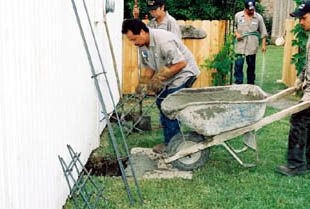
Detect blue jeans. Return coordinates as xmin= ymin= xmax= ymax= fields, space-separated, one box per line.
xmin=234 ymin=54 xmax=256 ymax=84
xmin=156 ymin=77 xmax=195 ymax=144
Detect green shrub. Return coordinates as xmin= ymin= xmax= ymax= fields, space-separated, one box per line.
xmin=291 ymin=0 xmax=308 ymax=75
xmin=200 ymin=34 xmax=235 ymax=86
xmin=124 ymin=0 xmax=265 ymax=21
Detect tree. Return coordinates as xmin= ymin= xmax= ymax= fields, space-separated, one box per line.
xmin=124 ymin=0 xmax=265 ymax=21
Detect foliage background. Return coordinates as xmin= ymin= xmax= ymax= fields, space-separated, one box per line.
xmin=291 ymin=0 xmax=308 ymax=75
xmin=124 ymin=0 xmax=265 ymax=21
xmin=124 ymin=0 xmax=272 ymax=44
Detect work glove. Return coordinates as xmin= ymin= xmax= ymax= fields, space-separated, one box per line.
xmin=148 ymin=76 xmax=164 ymax=94
xmin=294 ymin=78 xmax=303 ymax=91
xmin=155 ymin=67 xmax=175 ymax=82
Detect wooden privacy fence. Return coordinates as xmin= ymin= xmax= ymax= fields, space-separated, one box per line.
xmin=122 ymin=20 xmax=227 ymax=94
xmin=282 ymin=19 xmax=299 ymax=87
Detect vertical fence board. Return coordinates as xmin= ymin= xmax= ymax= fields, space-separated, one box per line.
xmin=122 ymin=36 xmax=139 ymax=94
xmin=191 ymin=20 xmax=210 ymax=87
xmin=282 ymin=19 xmax=298 ymax=87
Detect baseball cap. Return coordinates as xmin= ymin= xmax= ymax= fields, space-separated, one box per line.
xmin=245 ymin=0 xmax=255 ymax=10
xmin=147 ymin=0 xmax=165 ymax=11
xmin=290 ymin=1 xmax=310 ymax=17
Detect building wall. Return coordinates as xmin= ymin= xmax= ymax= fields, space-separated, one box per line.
xmin=0 ymin=0 xmax=123 ymax=209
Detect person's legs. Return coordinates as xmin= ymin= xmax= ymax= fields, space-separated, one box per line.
xmin=234 ymin=54 xmax=244 ymax=84
xmin=287 ymin=112 xmax=307 ymax=168
xmin=276 ymin=108 xmax=310 ymax=176
xmin=246 ymin=54 xmax=256 ymax=84
xmin=159 ymin=112 xmax=180 ymax=145
xmin=305 ymin=109 xmax=310 ymax=169
xmin=154 ymin=82 xmax=188 ymax=153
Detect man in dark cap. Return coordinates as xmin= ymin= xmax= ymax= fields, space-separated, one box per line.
xmin=234 ymin=0 xmax=268 ymax=85
xmin=276 ymin=0 xmax=310 ymax=176
xmin=133 ymin=0 xmax=181 ymax=38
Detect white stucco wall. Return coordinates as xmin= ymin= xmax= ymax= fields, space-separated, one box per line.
xmin=0 ymin=0 xmax=123 ymax=208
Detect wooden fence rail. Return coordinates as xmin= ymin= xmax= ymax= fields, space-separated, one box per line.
xmin=122 ymin=20 xmax=227 ymax=94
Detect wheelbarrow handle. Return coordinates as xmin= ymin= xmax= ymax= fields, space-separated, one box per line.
xmin=265 ymin=86 xmax=297 ymax=103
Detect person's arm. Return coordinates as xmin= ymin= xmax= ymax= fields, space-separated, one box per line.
xmin=157 ymin=41 xmax=187 ymax=80
xmin=148 ymin=41 xmax=187 ymax=92
xmin=143 ymin=68 xmax=155 ymax=79
xmin=234 ymin=13 xmax=242 ymax=41
xmin=298 ymin=65 xmax=306 ymax=82
xmin=154 ymin=61 xmax=186 ymax=81
xmin=148 ymin=62 xmax=187 ymax=93
xmin=235 ymin=31 xmax=243 ymax=41
xmin=258 ymin=14 xmax=268 ymax=53
xmin=293 ymin=63 xmax=307 ymax=92
xmin=166 ymin=61 xmax=186 ymax=75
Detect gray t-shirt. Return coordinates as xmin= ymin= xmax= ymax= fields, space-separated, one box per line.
xmin=234 ymin=11 xmax=268 ymax=55
xmin=148 ymin=11 xmax=182 ymax=39
xmin=139 ymin=29 xmax=200 ymax=88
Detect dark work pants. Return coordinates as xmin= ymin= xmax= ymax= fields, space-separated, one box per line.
xmin=287 ymin=107 xmax=310 ymax=168
xmin=156 ymin=76 xmax=196 ymax=145
xmin=234 ymin=54 xmax=256 ymax=84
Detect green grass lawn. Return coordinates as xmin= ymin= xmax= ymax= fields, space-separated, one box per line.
xmin=65 ymin=46 xmax=310 ymax=209
xmin=256 ymin=45 xmax=288 ymax=94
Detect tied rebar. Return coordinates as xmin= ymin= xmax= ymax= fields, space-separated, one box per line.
xmin=59 ymin=145 xmax=109 ymax=209
xmin=69 ymin=0 xmax=143 ymax=206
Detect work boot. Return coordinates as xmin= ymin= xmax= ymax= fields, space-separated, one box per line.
xmin=152 ymin=144 xmax=167 ymax=154
xmin=275 ymin=165 xmax=308 ymax=176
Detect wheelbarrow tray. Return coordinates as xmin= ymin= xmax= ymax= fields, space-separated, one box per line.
xmin=161 ymin=85 xmax=268 ymax=136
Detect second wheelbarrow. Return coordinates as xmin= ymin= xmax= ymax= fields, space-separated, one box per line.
xmin=161 ymin=84 xmax=310 ymax=171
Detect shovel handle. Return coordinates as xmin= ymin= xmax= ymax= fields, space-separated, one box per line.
xmin=266 ymin=86 xmax=296 ymax=103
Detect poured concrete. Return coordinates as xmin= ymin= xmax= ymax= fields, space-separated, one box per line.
xmin=162 ymin=85 xmax=268 ymax=136
xmin=125 ymin=148 xmax=192 ymax=180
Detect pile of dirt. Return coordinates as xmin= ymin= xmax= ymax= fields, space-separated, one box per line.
xmin=85 ymin=155 xmax=127 ymax=176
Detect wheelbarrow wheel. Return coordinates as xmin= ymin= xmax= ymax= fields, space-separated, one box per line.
xmin=167 ymin=131 xmax=210 ymax=171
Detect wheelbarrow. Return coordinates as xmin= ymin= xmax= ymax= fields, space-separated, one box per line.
xmin=161 ymin=84 xmax=310 ymax=171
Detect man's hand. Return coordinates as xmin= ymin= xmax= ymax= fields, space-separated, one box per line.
xmin=235 ymin=32 xmax=243 ymax=41
xmin=157 ymin=67 xmax=175 ymax=81
xmin=148 ymin=77 xmax=164 ymax=94
xmin=294 ymin=78 xmax=303 ymax=91
xmin=148 ymin=67 xmax=174 ymax=93
xmin=155 ymin=67 xmax=176 ymax=81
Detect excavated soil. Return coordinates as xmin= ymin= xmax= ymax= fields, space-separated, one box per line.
xmin=85 ymin=155 xmax=128 ymax=176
